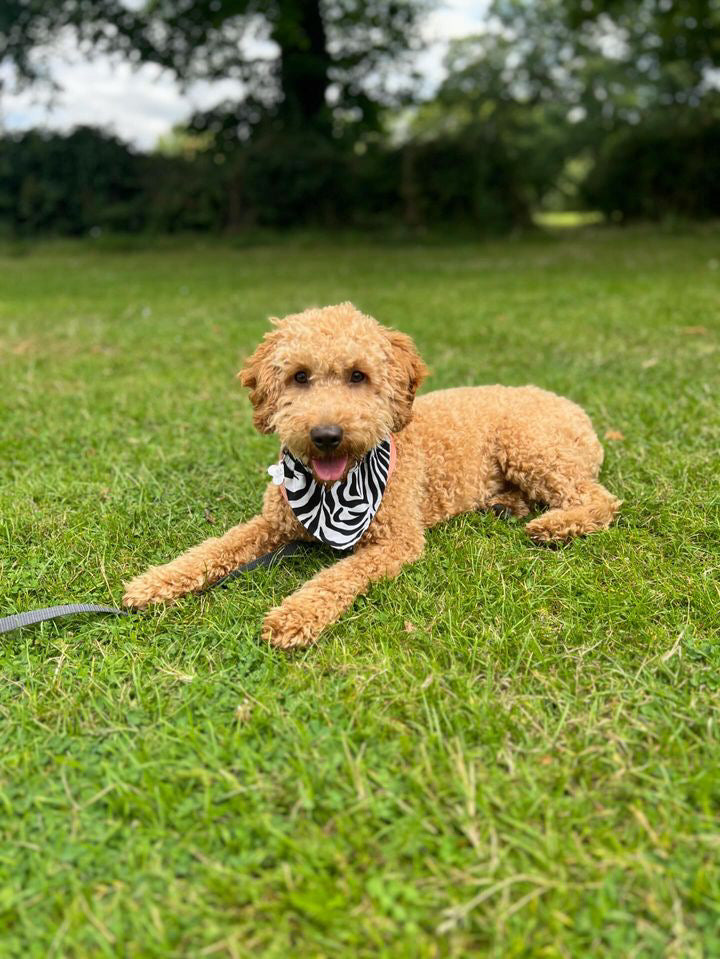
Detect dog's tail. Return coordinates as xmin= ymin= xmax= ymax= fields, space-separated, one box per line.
xmin=524 ymin=481 xmax=620 ymax=542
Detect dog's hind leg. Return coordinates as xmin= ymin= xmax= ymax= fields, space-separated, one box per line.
xmin=523 ymin=482 xmax=619 ymax=542
xmin=497 ymin=428 xmax=620 ymax=543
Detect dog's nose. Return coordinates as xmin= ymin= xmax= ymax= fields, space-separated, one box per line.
xmin=310 ymin=424 xmax=343 ymax=451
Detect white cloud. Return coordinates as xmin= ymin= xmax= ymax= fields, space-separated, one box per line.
xmin=416 ymin=0 xmax=490 ymax=94
xmin=1 ymin=56 xmax=245 ymax=148
xmin=426 ymin=0 xmax=490 ymax=40
xmin=0 ymin=1 xmax=489 ymax=149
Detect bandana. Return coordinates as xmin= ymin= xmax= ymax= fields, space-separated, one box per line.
xmin=268 ymin=438 xmax=394 ymax=551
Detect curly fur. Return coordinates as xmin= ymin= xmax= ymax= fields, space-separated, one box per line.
xmin=123 ymin=303 xmax=620 ymax=648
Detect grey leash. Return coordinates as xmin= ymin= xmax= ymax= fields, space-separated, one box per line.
xmin=0 ymin=604 xmax=132 ymax=634
xmin=0 ymin=540 xmax=326 ymax=635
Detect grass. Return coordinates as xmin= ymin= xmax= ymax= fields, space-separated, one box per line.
xmin=1 ymin=225 xmax=719 ymax=958
xmin=532 ymin=211 xmax=606 ymax=228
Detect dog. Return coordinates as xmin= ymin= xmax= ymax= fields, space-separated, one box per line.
xmin=123 ymin=303 xmax=619 ymax=648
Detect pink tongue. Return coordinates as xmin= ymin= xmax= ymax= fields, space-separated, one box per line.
xmin=312 ymin=455 xmax=348 ymax=482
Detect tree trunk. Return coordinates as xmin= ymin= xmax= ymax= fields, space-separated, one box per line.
xmin=273 ymin=0 xmax=331 ymax=125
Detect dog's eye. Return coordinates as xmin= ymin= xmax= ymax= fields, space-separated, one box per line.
xmin=294 ymin=371 xmax=309 ymax=384
xmin=349 ymin=370 xmax=366 ymax=383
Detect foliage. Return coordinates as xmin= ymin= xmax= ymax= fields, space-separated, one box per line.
xmin=583 ymin=114 xmax=720 ymax=220
xmin=3 ymin=0 xmax=720 ymax=231
xmin=0 ymin=127 xmax=145 ymax=235
xmin=0 ymin=125 xmax=531 ymax=234
xmin=411 ymin=19 xmax=580 ymax=218
xmin=144 ymin=0 xmax=423 ymax=130
xmin=422 ymin=0 xmax=720 ymax=218
xmin=562 ymin=0 xmax=720 ymax=82
xmin=0 ymin=0 xmax=146 ymax=90
xmin=398 ymin=130 xmax=531 ymax=228
xmin=0 ymin=0 xmax=424 ymax=131
xmin=1 ymin=231 xmax=719 ymax=955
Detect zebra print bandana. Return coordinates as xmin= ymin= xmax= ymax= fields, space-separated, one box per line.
xmin=271 ymin=439 xmax=393 ymax=551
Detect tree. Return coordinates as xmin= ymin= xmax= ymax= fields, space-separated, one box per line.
xmin=561 ymin=0 xmax=720 ymax=82
xmin=409 ymin=3 xmax=595 ymax=216
xmin=0 ymin=2 xmax=147 ymax=90
xmin=0 ymin=0 xmax=425 ymax=133
xmin=418 ymin=0 xmax=720 ymax=219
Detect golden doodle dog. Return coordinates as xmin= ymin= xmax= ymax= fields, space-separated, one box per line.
xmin=123 ymin=303 xmax=619 ymax=648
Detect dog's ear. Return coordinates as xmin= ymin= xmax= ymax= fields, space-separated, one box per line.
xmin=386 ymin=330 xmax=428 ymax=431
xmin=237 ymin=329 xmax=283 ymax=434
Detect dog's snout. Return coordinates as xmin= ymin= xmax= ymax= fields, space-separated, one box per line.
xmin=310 ymin=424 xmax=343 ymax=451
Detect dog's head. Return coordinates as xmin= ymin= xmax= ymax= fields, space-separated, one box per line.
xmin=239 ymin=303 xmax=427 ymax=483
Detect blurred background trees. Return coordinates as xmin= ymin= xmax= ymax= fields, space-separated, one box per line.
xmin=1 ymin=0 xmax=719 ymax=235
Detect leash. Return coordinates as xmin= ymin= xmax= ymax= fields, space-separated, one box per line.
xmin=0 ymin=604 xmax=132 ymax=634
xmin=0 ymin=540 xmax=324 ymax=636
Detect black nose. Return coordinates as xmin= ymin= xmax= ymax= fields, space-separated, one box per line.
xmin=310 ymin=424 xmax=343 ymax=451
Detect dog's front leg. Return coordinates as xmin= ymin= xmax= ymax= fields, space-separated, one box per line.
xmin=262 ymin=526 xmax=425 ymax=649
xmin=123 ymin=487 xmax=301 ymax=609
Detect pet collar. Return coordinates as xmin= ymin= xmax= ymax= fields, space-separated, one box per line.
xmin=268 ymin=438 xmax=395 ymax=550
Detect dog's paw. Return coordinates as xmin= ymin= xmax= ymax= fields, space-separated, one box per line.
xmin=525 ymin=513 xmax=575 ymax=543
xmin=122 ymin=565 xmax=198 ymax=609
xmin=261 ymin=604 xmax=322 ymax=650
xmin=122 ymin=572 xmax=171 ymax=609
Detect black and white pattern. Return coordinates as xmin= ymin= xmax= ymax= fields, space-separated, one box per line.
xmin=281 ymin=439 xmax=392 ymax=550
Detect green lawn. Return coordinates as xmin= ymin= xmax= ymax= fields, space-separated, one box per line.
xmin=1 ymin=227 xmax=719 ymax=957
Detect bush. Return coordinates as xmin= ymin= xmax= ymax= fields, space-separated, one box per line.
xmin=582 ymin=120 xmax=720 ymax=221
xmin=398 ymin=132 xmax=530 ymax=231
xmin=0 ymin=123 xmax=533 ymax=235
xmin=0 ymin=127 xmax=145 ymax=234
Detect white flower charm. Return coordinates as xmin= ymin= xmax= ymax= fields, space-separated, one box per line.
xmin=267 ymin=462 xmax=285 ymax=486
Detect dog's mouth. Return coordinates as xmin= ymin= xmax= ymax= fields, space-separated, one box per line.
xmin=311 ymin=454 xmax=349 ymax=483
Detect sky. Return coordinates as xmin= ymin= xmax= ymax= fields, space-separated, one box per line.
xmin=0 ymin=1 xmax=490 ymax=150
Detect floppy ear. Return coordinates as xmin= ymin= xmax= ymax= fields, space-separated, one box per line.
xmin=386 ymin=330 xmax=428 ymax=431
xmin=237 ymin=329 xmax=282 ymax=434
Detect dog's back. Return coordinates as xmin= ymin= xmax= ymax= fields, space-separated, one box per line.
xmin=403 ymin=385 xmax=609 ymax=529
